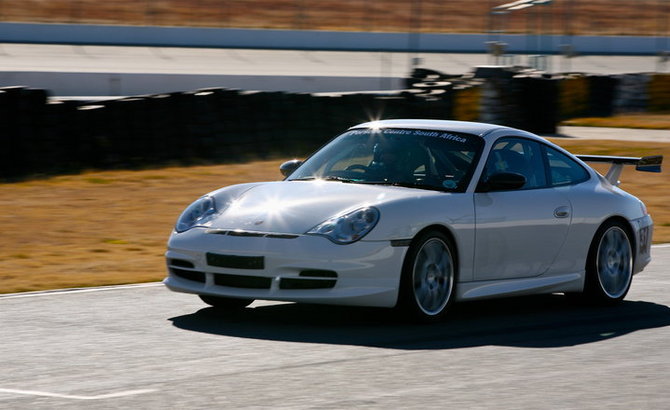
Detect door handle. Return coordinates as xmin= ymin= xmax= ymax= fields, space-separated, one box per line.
xmin=554 ymin=206 xmax=570 ymax=218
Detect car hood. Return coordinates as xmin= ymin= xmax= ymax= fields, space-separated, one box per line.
xmin=209 ymin=180 xmax=442 ymax=234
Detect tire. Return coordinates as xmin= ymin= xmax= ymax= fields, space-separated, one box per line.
xmin=398 ymin=230 xmax=457 ymax=322
xmin=583 ymin=220 xmax=634 ymax=304
xmin=199 ymin=295 xmax=254 ymax=309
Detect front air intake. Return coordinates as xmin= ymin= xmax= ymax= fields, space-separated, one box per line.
xmin=206 ymin=253 xmax=265 ymax=269
xmin=171 ymin=268 xmax=206 ymax=283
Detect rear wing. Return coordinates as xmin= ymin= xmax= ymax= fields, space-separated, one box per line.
xmin=576 ymin=155 xmax=663 ymax=186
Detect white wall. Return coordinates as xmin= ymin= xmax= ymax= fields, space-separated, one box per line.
xmin=0 ymin=71 xmax=405 ymax=96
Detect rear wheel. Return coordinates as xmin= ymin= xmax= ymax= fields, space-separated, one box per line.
xmin=584 ymin=221 xmax=633 ymax=304
xmin=199 ymin=295 xmax=254 ymax=309
xmin=398 ymin=230 xmax=457 ymax=322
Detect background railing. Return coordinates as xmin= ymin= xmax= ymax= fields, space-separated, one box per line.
xmin=0 ymin=0 xmax=668 ymax=37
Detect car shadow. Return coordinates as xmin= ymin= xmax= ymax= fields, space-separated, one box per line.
xmin=168 ymin=295 xmax=670 ymax=350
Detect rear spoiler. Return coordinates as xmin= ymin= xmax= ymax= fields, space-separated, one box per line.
xmin=576 ymin=155 xmax=663 ymax=186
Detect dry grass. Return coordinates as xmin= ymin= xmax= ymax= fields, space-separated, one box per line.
xmin=0 ymin=161 xmax=284 ymax=293
xmin=562 ymin=114 xmax=670 ymax=129
xmin=0 ymin=0 xmax=667 ymax=36
xmin=0 ymin=139 xmax=668 ymax=294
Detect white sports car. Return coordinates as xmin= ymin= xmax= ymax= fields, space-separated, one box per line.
xmin=164 ymin=120 xmax=662 ymax=321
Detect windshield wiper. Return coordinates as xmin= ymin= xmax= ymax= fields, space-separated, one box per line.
xmin=323 ymin=176 xmax=357 ymax=183
xmin=366 ymin=181 xmax=451 ymax=192
xmin=291 ymin=177 xmax=449 ymax=191
xmin=290 ymin=176 xmax=357 ymax=183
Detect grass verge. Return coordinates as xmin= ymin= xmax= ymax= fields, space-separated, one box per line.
xmin=0 ymin=140 xmax=668 ymax=294
xmin=0 ymin=0 xmax=665 ymax=36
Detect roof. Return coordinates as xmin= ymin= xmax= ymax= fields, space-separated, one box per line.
xmin=350 ymin=119 xmax=510 ymax=137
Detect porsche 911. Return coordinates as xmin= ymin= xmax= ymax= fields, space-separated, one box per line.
xmin=164 ymin=120 xmax=662 ymax=321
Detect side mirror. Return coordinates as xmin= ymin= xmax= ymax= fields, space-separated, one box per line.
xmin=479 ymin=172 xmax=526 ymax=192
xmin=280 ymin=159 xmax=303 ymax=177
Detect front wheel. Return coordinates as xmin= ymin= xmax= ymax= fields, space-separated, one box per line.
xmin=398 ymin=230 xmax=457 ymax=322
xmin=199 ymin=295 xmax=254 ymax=309
xmin=583 ymin=221 xmax=634 ymax=304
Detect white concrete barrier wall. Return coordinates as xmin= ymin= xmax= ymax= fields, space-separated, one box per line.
xmin=0 ymin=22 xmax=666 ymax=55
xmin=0 ymin=71 xmax=406 ymax=96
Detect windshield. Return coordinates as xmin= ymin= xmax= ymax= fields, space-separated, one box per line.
xmin=288 ymin=128 xmax=484 ymax=192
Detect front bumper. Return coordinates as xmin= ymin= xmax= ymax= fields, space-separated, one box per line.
xmin=164 ymin=228 xmax=408 ymax=308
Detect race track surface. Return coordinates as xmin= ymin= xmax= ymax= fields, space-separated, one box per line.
xmin=2 ymin=43 xmax=666 ymax=95
xmin=1 ymin=246 xmax=669 ymax=409
xmin=0 ymin=43 xmax=664 ymax=77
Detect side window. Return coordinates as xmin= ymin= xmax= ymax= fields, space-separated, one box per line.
xmin=545 ymin=146 xmax=590 ymax=186
xmin=482 ymin=138 xmax=547 ymax=190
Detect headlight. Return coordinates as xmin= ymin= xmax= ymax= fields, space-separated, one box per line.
xmin=175 ymin=196 xmax=218 ymax=233
xmin=307 ymin=207 xmax=379 ymax=244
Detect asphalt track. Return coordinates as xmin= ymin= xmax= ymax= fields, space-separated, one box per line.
xmin=550 ymin=126 xmax=670 ymax=143
xmin=1 ymin=43 xmax=669 ymax=96
xmin=1 ymin=245 xmax=669 ymax=409
xmin=0 ymin=43 xmax=666 ymax=76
